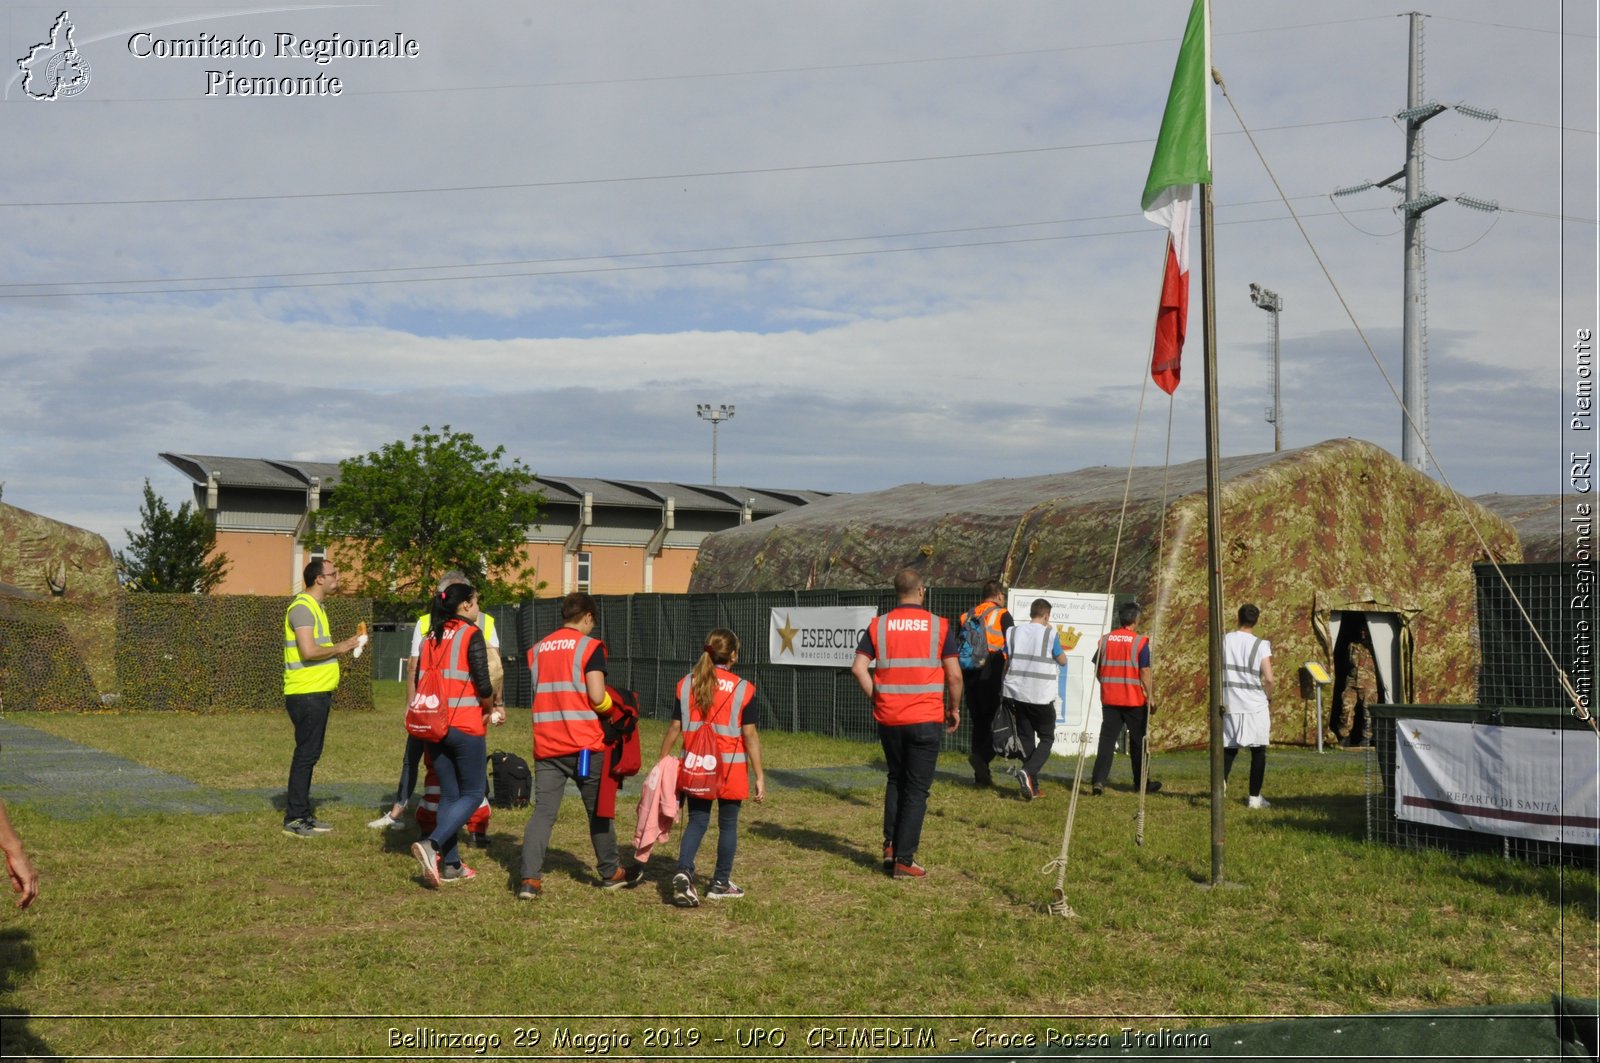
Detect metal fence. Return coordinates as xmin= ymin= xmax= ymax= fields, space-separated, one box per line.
xmin=1365 ymin=704 xmax=1598 ymax=868
xmin=1473 ymin=562 xmax=1592 ymax=708
xmin=501 ymin=589 xmax=983 ymax=752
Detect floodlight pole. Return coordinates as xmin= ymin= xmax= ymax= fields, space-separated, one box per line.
xmin=695 ymin=403 xmax=736 ymax=485
xmin=1249 ymin=284 xmax=1283 ymax=452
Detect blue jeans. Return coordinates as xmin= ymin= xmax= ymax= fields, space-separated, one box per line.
xmin=676 ymin=797 xmax=741 ymax=884
xmin=425 ymin=728 xmax=487 ymax=867
xmin=284 ymin=691 xmax=333 ymax=824
xmin=878 ymin=720 xmax=942 ymax=866
xmin=393 ymin=734 xmax=425 ymax=806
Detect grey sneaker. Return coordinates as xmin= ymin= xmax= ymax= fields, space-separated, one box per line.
xmin=706 ymin=880 xmax=744 ymax=900
xmin=671 ymin=872 xmax=700 ymax=908
xmin=411 ymin=839 xmax=441 ymax=888
xmin=306 ymin=817 xmax=334 ymax=834
xmin=440 ymin=862 xmax=477 ymax=884
xmin=282 ymin=818 xmax=319 ymax=838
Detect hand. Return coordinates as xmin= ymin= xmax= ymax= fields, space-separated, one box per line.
xmin=490 ymin=709 xmax=506 ymax=727
xmin=7 ymin=852 xmax=38 ymax=910
xmin=753 ymin=776 xmax=767 ymax=803
xmin=945 ymin=710 xmax=961 ymax=734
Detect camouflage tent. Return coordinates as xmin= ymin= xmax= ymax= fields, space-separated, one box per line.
xmin=0 ymin=501 xmax=120 ymax=696
xmin=690 ymin=438 xmax=1521 ymax=750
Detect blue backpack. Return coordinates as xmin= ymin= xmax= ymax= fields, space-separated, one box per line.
xmin=958 ymin=608 xmax=991 ymax=671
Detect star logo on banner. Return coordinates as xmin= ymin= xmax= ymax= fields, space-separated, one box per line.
xmin=1411 ymin=728 xmax=1422 ymax=740
xmin=777 ymin=613 xmax=800 ymax=655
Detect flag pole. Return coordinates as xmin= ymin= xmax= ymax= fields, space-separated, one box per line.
xmin=1199 ymin=176 xmax=1226 ymax=887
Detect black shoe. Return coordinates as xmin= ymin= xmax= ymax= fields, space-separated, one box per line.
xmin=1091 ymin=784 xmax=1104 ymax=797
xmin=1139 ymin=780 xmax=1163 ymax=794
xmin=968 ymin=753 xmax=992 ymax=786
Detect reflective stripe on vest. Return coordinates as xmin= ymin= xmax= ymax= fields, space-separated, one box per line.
xmin=283 ymin=592 xmax=338 ymax=694
xmin=1096 ymin=629 xmax=1149 ymax=707
xmin=528 ymin=629 xmax=605 ymax=758
xmin=420 ymin=619 xmax=480 ymax=726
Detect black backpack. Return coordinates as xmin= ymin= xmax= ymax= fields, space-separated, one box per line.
xmin=488 ymin=750 xmax=532 ymax=808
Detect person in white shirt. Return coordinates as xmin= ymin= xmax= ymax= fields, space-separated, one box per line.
xmin=1001 ymin=599 xmax=1070 ymax=801
xmin=1221 ymin=603 xmax=1274 ymax=808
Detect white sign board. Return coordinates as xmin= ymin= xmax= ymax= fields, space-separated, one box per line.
xmin=1395 ymin=718 xmax=1600 ymax=845
xmin=769 ymin=606 xmax=879 ymax=668
xmin=1007 ymin=588 xmax=1116 ymax=757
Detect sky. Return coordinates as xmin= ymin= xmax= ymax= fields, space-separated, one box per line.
xmin=1 ymin=0 xmax=1595 ymax=552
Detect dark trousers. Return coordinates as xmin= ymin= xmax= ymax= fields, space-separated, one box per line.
xmin=1011 ymin=699 xmax=1056 ymax=786
xmin=677 ymin=797 xmax=742 ymax=884
xmin=520 ymin=753 xmax=620 ymax=882
xmin=393 ymin=733 xmax=425 ymax=806
xmin=1223 ymin=745 xmax=1267 ymax=797
xmin=283 ymin=691 xmax=333 ymax=824
xmin=426 ymin=727 xmax=487 ymax=867
xmin=964 ymin=665 xmax=1004 ymax=771
xmin=878 ymin=720 xmax=942 ymax=866
xmin=1091 ymin=704 xmax=1151 ymax=789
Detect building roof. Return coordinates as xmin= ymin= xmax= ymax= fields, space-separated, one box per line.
xmin=161 ymin=452 xmax=836 ymax=519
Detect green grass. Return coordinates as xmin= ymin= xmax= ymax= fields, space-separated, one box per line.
xmin=2 ymin=682 xmax=1595 ymax=1057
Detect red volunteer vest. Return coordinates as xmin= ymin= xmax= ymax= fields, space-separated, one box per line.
xmin=675 ymin=666 xmax=755 ymax=800
xmin=869 ymin=607 xmax=949 ymax=726
xmin=420 ymin=617 xmax=485 ymax=736
xmin=1096 ymin=627 xmax=1150 ymax=707
xmin=527 ymin=626 xmax=606 ymax=760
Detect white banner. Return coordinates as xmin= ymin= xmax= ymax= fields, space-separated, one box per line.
xmin=769 ymin=606 xmax=878 ymax=667
xmin=1006 ymin=588 xmax=1115 ymax=757
xmin=1395 ymin=718 xmax=1600 ymax=845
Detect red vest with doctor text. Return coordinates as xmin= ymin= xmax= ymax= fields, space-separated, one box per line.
xmin=869 ymin=608 xmax=949 ymax=726
xmin=675 ymin=666 xmax=756 ymax=800
xmin=527 ymin=627 xmax=607 ymax=760
xmin=1096 ymin=627 xmax=1150 ymax=708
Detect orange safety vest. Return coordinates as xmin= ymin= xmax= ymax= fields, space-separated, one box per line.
xmin=420 ymin=617 xmax=486 ymax=736
xmin=675 ymin=666 xmax=756 ymax=800
xmin=1096 ymin=627 xmax=1150 ymax=707
xmin=527 ymin=626 xmax=606 ymax=759
xmin=868 ymin=607 xmax=949 ymax=726
xmin=960 ymin=599 xmax=1009 ymax=654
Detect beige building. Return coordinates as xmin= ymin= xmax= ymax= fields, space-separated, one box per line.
xmin=159 ymin=453 xmax=834 ymax=596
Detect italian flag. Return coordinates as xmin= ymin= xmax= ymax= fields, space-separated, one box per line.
xmin=1141 ymin=0 xmax=1213 ymax=395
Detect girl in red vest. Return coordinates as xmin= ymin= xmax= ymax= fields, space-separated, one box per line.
xmin=657 ymin=629 xmax=765 ymax=907
xmin=409 ymin=583 xmax=503 ymax=888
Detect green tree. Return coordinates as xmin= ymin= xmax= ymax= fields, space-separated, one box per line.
xmin=307 ymin=424 xmax=545 ymax=608
xmin=116 ymin=480 xmax=230 ymax=593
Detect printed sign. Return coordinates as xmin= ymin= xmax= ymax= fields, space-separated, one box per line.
xmin=1006 ymin=588 xmax=1115 ymax=756
xmin=1395 ymin=718 xmax=1600 ymax=845
xmin=769 ymin=607 xmax=878 ymax=668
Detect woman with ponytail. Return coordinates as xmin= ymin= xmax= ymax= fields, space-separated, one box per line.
xmin=657 ymin=628 xmax=765 ymax=907
xmin=408 ymin=582 xmax=503 ymax=888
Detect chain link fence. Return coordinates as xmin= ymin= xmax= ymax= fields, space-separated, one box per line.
xmin=503 ymin=588 xmax=983 ymax=752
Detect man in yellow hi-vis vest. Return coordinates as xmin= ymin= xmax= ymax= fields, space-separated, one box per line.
xmin=283 ymin=558 xmax=362 ymax=838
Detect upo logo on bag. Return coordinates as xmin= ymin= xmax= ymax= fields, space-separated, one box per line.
xmin=405 ymin=691 xmax=449 ymax=741
xmin=678 ymin=732 xmax=723 ymax=799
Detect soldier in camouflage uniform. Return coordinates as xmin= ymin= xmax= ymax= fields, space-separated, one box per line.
xmin=1335 ymin=618 xmax=1380 ymax=747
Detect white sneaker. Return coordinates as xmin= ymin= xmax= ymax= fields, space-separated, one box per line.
xmin=1246 ymin=795 xmax=1272 ymax=809
xmin=367 ymin=811 xmax=403 ymax=830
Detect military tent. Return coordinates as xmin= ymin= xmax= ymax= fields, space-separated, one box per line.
xmin=690 ymin=438 xmax=1521 ymax=749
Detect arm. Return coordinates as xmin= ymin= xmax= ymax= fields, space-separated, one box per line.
xmin=585 ymin=670 xmax=611 ymax=712
xmin=0 ymin=800 xmax=38 ymax=910
xmin=742 ymin=724 xmax=766 ymax=802
xmin=658 ymin=718 xmax=683 ymax=762
xmin=464 ymin=629 xmax=500 ymax=720
xmin=1259 ymin=655 xmax=1274 ymax=699
xmin=850 ymin=652 xmax=875 ymax=699
xmin=293 ymin=624 xmax=358 ymax=662
xmin=403 ymin=656 xmax=420 ymax=701
xmin=1139 ymin=666 xmax=1153 ymax=712
xmin=943 ymin=659 xmax=964 ymax=733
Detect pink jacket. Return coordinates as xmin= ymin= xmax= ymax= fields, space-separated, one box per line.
xmin=632 ymin=755 xmax=681 ymax=862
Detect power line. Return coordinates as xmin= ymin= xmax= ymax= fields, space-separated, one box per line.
xmin=0 ymin=207 xmax=1402 ymax=300
xmin=0 ymin=116 xmax=1387 ymax=210
xmin=1426 ymin=13 xmax=1596 ymax=38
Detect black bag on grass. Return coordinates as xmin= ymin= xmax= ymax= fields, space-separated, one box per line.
xmin=489 ymin=750 xmax=532 ymax=808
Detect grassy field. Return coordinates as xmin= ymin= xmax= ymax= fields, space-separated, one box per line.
xmin=0 ymin=682 xmax=1594 ymax=1058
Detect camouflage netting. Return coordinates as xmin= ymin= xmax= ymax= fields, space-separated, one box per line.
xmin=691 ymin=438 xmax=1523 ymax=750
xmin=0 ymin=501 xmax=120 ymax=693
xmin=116 ymin=595 xmax=373 ymax=713
xmin=0 ymin=595 xmax=100 ymax=712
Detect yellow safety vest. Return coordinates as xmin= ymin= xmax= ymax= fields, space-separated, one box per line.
xmin=416 ymin=610 xmax=496 ymax=646
xmin=283 ymin=592 xmax=339 ymax=695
